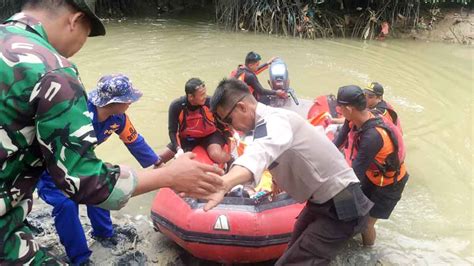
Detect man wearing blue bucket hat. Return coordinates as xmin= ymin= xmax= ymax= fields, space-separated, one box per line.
xmin=37 ymin=74 xmax=161 ymax=264
xmin=1 ymin=0 xmax=223 ymax=263
xmin=89 ymin=74 xmax=143 ymax=106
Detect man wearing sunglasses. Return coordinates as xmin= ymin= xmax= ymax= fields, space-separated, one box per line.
xmin=159 ymin=78 xmax=231 ymax=165
xmin=206 ymin=78 xmax=373 ymax=265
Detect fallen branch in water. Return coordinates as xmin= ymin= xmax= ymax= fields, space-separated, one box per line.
xmin=449 ymin=26 xmax=462 ymax=44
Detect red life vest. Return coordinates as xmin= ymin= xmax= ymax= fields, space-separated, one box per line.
xmin=372 ymin=100 xmax=403 ymax=134
xmin=229 ymin=65 xmax=242 ymax=79
xmin=384 ymin=101 xmax=403 ymax=134
xmin=178 ymin=105 xmax=216 ymax=139
xmin=346 ymin=115 xmax=406 ymax=187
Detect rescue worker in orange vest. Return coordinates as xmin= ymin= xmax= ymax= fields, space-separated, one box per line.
xmin=158 ymin=78 xmax=231 ymax=165
xmin=333 ymin=85 xmax=409 ymax=246
xmin=231 ymin=52 xmax=287 ymax=104
xmin=364 ymin=82 xmax=402 ymax=132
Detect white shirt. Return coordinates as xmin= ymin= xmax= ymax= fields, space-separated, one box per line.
xmin=233 ymin=103 xmax=359 ymax=203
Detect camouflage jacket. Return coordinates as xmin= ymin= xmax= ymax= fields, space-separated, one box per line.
xmin=0 ymin=13 xmax=137 ymax=227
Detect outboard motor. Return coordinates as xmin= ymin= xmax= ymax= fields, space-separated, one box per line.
xmin=269 ymin=58 xmax=299 ymax=106
xmin=269 ymin=58 xmax=290 ymax=91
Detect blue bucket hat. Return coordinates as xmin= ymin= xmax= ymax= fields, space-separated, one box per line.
xmin=88 ymin=74 xmax=143 ymax=107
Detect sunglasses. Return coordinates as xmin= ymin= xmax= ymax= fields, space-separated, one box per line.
xmin=216 ymin=95 xmax=247 ymax=125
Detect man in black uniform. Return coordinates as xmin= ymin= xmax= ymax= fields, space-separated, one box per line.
xmin=158 ymin=78 xmax=231 ymax=165
xmin=333 ymin=85 xmax=409 ymax=246
xmin=231 ymin=52 xmax=287 ymax=104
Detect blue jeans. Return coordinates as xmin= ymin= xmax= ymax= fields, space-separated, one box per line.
xmin=37 ymin=172 xmax=114 ymax=264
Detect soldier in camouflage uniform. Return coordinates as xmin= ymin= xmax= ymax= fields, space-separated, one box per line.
xmin=0 ymin=0 xmax=223 ymax=264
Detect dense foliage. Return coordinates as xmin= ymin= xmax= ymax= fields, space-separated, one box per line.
xmin=215 ymin=0 xmax=471 ymax=39
xmin=0 ymin=0 xmax=470 ymax=40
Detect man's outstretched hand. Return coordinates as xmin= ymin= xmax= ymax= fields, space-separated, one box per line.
xmin=276 ymin=89 xmax=288 ymax=99
xmin=203 ymin=189 xmax=227 ymax=211
xmin=202 ymin=164 xmax=253 ymax=211
xmin=267 ymin=56 xmax=278 ymax=65
xmin=270 ymin=181 xmax=282 ymax=201
xmin=167 ymin=152 xmax=224 ymax=198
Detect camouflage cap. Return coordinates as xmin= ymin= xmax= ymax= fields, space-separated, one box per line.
xmin=69 ymin=0 xmax=105 ymax=36
xmin=89 ymin=74 xmax=143 ymax=107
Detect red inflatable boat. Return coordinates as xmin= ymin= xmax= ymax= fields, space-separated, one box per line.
xmin=307 ymin=94 xmax=342 ymax=140
xmin=307 ymin=94 xmax=339 ymax=123
xmin=150 ymin=95 xmax=340 ymax=263
xmin=151 ymin=188 xmax=305 ymax=263
xmin=150 ymin=146 xmax=304 ymax=263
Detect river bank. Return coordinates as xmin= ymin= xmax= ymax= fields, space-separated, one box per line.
xmin=402 ymin=8 xmax=473 ymax=44
xmin=29 ymin=195 xmax=404 ymax=265
xmin=28 ymin=196 xmax=280 ymax=265
xmin=0 ymin=1 xmax=471 ymax=44
xmin=28 ymin=195 xmax=187 ymax=265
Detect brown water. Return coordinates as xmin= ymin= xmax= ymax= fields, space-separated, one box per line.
xmin=72 ymin=17 xmax=473 ymax=264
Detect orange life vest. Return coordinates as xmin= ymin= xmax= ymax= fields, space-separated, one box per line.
xmin=178 ymin=105 xmax=216 ymax=139
xmin=230 ymin=65 xmax=256 ymax=96
xmin=346 ymin=115 xmax=406 ymax=187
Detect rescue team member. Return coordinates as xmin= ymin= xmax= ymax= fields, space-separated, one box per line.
xmin=158 ymin=78 xmax=231 ymax=165
xmin=0 ymin=1 xmax=223 ymax=264
xmin=36 ymin=74 xmax=160 ymax=265
xmin=205 ymin=78 xmax=373 ymax=265
xmin=231 ymin=51 xmax=287 ymax=104
xmin=364 ymin=82 xmax=402 ymax=132
xmin=333 ymin=85 xmax=409 ymax=246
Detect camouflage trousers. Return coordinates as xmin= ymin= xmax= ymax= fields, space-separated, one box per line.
xmin=0 ymin=200 xmax=64 ymax=265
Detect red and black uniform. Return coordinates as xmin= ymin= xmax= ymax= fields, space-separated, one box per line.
xmin=231 ymin=64 xmax=277 ymax=103
xmin=333 ymin=115 xmax=408 ymax=219
xmin=167 ymin=96 xmax=225 ymax=152
xmin=372 ymin=100 xmax=402 ymax=132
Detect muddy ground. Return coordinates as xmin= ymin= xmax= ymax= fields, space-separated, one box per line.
xmin=29 ymin=195 xmax=398 ymax=266
xmin=401 ymin=8 xmax=473 ymax=45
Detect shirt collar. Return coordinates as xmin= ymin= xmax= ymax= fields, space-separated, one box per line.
xmin=255 ymin=102 xmax=270 ymax=126
xmin=4 ymin=13 xmax=49 ymax=41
